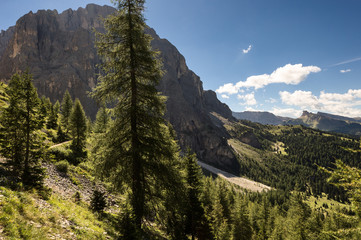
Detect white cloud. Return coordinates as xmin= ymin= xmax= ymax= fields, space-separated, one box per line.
xmin=271 ymin=108 xmax=303 ymax=118
xmin=245 ymin=107 xmax=262 ymax=112
xmin=242 ymin=45 xmax=252 ymax=54
xmin=266 ymin=98 xmax=277 ymax=104
xmin=215 ymin=83 xmax=238 ymax=95
xmin=216 ymin=64 xmax=321 ymax=95
xmin=237 ymin=92 xmax=257 ymax=105
xmin=221 ymin=94 xmax=230 ymax=99
xmin=279 ymin=89 xmax=361 ymax=118
xmin=340 ymin=69 xmax=351 ymax=73
xmin=280 ymin=90 xmax=320 ymax=109
xmin=237 ymin=64 xmax=321 ymax=89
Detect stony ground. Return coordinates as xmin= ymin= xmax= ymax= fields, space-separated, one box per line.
xmin=198 ymin=160 xmax=272 ymax=192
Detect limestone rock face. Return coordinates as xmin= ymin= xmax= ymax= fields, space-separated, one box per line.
xmin=0 ymin=4 xmax=239 ymax=174
xmin=0 ymin=4 xmax=115 ymax=117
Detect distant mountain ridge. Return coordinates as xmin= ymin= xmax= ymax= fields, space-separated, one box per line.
xmin=232 ymin=111 xmax=291 ymax=125
xmin=233 ymin=110 xmax=361 ymax=136
xmin=286 ymin=111 xmax=361 ymax=136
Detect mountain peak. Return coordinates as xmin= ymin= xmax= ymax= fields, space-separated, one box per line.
xmin=0 ymin=5 xmax=239 ymax=174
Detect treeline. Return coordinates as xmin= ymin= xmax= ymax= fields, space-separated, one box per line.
xmin=0 ymin=72 xmax=89 ymax=189
xmin=1 ymin=0 xmax=361 ymax=239
xmin=231 ymin=121 xmax=361 ymax=202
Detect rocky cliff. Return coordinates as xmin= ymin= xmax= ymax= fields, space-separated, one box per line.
xmin=0 ymin=4 xmax=239 ymax=174
xmin=286 ymin=111 xmax=361 ymax=136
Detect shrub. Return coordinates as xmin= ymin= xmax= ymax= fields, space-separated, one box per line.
xmin=90 ymin=189 xmax=107 ymax=213
xmin=55 ymin=160 xmax=69 ymax=174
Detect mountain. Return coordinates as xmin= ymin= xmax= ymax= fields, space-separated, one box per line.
xmin=0 ymin=4 xmax=239 ymax=174
xmin=232 ymin=111 xmax=291 ymax=125
xmin=286 ymin=111 xmax=361 ymax=136
xmin=233 ymin=110 xmax=361 ymax=136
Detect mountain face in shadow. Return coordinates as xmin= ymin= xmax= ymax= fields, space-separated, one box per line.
xmin=0 ymin=4 xmax=239 ymax=174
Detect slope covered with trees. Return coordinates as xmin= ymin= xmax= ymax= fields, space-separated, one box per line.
xmin=0 ymin=0 xmax=361 ymax=239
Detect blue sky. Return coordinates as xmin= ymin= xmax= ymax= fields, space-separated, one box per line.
xmin=1 ymin=0 xmax=361 ymax=118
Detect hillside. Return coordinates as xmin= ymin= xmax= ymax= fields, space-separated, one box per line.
xmin=286 ymin=111 xmax=361 ymax=136
xmin=0 ymin=4 xmax=238 ymax=174
xmin=1 ymin=2 xmax=361 ymax=239
xmin=233 ymin=110 xmax=361 ymax=136
xmin=232 ymin=111 xmax=290 ymax=125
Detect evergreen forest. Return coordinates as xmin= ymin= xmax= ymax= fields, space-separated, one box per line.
xmin=0 ymin=0 xmax=360 ymax=239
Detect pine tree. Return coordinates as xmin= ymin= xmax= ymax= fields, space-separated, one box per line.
xmin=93 ymin=106 xmax=110 ymax=134
xmin=60 ymin=90 xmax=73 ymax=133
xmin=0 ymin=71 xmax=45 ymax=188
xmin=92 ymin=0 xmax=183 ymax=235
xmin=69 ymin=99 xmax=87 ymax=163
xmin=47 ymin=104 xmax=58 ymax=129
xmin=185 ymin=150 xmax=212 ymax=240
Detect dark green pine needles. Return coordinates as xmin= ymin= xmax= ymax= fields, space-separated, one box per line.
xmin=92 ymin=0 xmax=183 ymax=235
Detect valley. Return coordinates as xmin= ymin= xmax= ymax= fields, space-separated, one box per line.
xmin=0 ymin=1 xmax=360 ymax=239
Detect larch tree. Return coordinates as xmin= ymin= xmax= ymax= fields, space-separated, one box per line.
xmin=92 ymin=0 xmax=183 ymax=235
xmin=69 ymin=98 xmax=87 ymax=163
xmin=0 ymin=71 xmax=45 ymax=188
xmin=60 ymin=90 xmax=73 ymax=133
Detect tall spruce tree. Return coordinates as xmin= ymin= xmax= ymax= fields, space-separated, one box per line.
xmin=60 ymin=90 xmax=73 ymax=133
xmin=0 ymin=71 xmax=45 ymax=188
xmin=92 ymin=0 xmax=183 ymax=235
xmin=69 ymin=99 xmax=87 ymax=163
xmin=185 ymin=150 xmax=212 ymax=240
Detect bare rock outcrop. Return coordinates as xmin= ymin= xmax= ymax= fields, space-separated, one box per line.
xmin=0 ymin=4 xmax=239 ymax=174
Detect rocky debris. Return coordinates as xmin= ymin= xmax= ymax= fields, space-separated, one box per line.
xmin=43 ymin=161 xmax=119 ymax=213
xmin=198 ymin=160 xmax=271 ymax=192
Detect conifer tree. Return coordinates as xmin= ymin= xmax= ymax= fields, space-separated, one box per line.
xmin=60 ymin=90 xmax=73 ymax=133
xmin=185 ymin=150 xmax=212 ymax=240
xmin=93 ymin=106 xmax=110 ymax=134
xmin=69 ymin=99 xmax=87 ymax=163
xmin=47 ymin=104 xmax=58 ymax=129
xmin=0 ymin=82 xmax=8 ymax=110
xmin=0 ymin=71 xmax=45 ymax=188
xmin=92 ymin=0 xmax=183 ymax=235
xmin=54 ymin=100 xmax=60 ymax=115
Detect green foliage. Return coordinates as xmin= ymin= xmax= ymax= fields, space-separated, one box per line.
xmin=184 ymin=150 xmax=212 ymax=239
xmin=324 ymin=160 xmax=361 ymax=219
xmin=0 ymin=71 xmax=46 ymax=188
xmin=69 ymin=99 xmax=87 ymax=164
xmin=55 ymin=160 xmax=69 ymax=174
xmin=60 ymin=90 xmax=73 ymax=133
xmin=92 ymin=0 xmax=184 ymax=235
xmin=90 ymin=189 xmax=107 ymax=213
xmin=46 ymin=103 xmax=58 ymax=130
xmin=0 ymin=82 xmax=8 ymax=111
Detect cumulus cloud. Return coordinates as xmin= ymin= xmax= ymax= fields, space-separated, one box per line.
xmin=237 ymin=64 xmax=321 ymax=89
xmin=216 ymin=63 xmax=321 ymax=95
xmin=215 ymin=83 xmax=238 ymax=94
xmin=237 ymin=92 xmax=257 ymax=105
xmin=242 ymin=45 xmax=252 ymax=54
xmin=221 ymin=94 xmax=230 ymax=99
xmin=279 ymin=89 xmax=361 ymax=118
xmin=340 ymin=69 xmax=351 ymax=73
xmin=271 ymin=108 xmax=303 ymax=118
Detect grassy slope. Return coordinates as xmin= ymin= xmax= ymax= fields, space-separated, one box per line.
xmin=0 ymin=186 xmax=117 ymax=239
